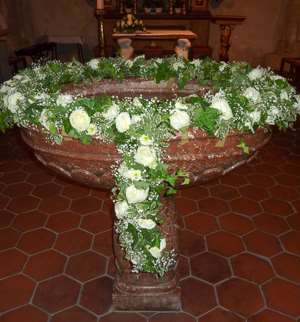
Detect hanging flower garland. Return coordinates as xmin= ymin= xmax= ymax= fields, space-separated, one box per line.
xmin=0 ymin=56 xmax=299 ymax=275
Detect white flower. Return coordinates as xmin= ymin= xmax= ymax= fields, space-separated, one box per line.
xmin=139 ymin=135 xmax=153 ymax=146
xmin=87 ymin=123 xmax=97 ymax=136
xmin=294 ymin=95 xmax=300 ymax=112
xmin=249 ymin=110 xmax=261 ymax=124
xmin=34 ymin=93 xmax=50 ymax=102
xmin=149 ymin=246 xmax=161 ymax=258
xmin=126 ymin=185 xmax=149 ymax=204
xmin=39 ymin=109 xmax=50 ymax=130
xmin=5 ymin=92 xmax=24 ymax=113
xmin=191 ymin=59 xmax=201 ymax=68
xmin=131 ymin=114 xmax=142 ymax=124
xmin=115 ymin=112 xmax=131 ymax=133
xmin=134 ymin=146 xmax=156 ymax=168
xmin=87 ymin=58 xmax=100 ymax=70
xmin=125 ymin=59 xmax=134 ymax=68
xmin=280 ymin=91 xmax=288 ymax=101
xmin=56 ymin=94 xmax=73 ymax=107
xmin=133 ymin=97 xmax=143 ymax=108
xmin=148 ymin=238 xmax=166 ymax=258
xmin=69 ymin=108 xmax=91 ymax=132
xmin=0 ymin=84 xmax=12 ymax=94
xmin=248 ymin=67 xmax=265 ymax=81
xmin=170 ymin=110 xmax=190 ymax=130
xmin=243 ymin=87 xmax=261 ymax=103
xmin=271 ymin=75 xmax=285 ymax=81
xmin=115 ymin=201 xmax=129 ymax=219
xmin=173 ymin=61 xmax=185 ymax=71
xmin=175 ymin=101 xmax=188 ymax=110
xmin=266 ymin=106 xmax=280 ymax=125
xmin=211 ymin=97 xmax=233 ymax=120
xmin=137 ymin=218 xmax=156 ymax=229
xmin=219 ymin=62 xmax=227 ymax=72
xmin=103 ymin=103 xmax=119 ymax=121
xmin=124 ymin=168 xmax=142 ymax=181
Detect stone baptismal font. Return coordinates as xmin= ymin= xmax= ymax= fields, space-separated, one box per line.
xmin=0 ymin=53 xmax=299 ymax=311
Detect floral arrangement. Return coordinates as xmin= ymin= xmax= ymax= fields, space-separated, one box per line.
xmin=114 ymin=14 xmax=146 ymax=33
xmin=0 ymin=56 xmax=299 ymax=275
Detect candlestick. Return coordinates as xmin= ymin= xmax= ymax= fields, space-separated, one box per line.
xmin=96 ymin=0 xmax=104 ymax=10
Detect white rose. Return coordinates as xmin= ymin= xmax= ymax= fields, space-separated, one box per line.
xmin=115 ymin=112 xmax=131 ymax=133
xmin=87 ymin=58 xmax=100 ymax=70
xmin=175 ymin=101 xmax=188 ymax=110
xmin=69 ymin=108 xmax=91 ymax=132
xmin=56 ymin=94 xmax=73 ymax=107
xmin=149 ymin=246 xmax=161 ymax=258
xmin=139 ymin=135 xmax=153 ymax=146
xmin=39 ymin=109 xmax=50 ymax=130
xmin=211 ymin=97 xmax=233 ymax=121
xmin=0 ymin=84 xmax=12 ymax=94
xmin=87 ymin=123 xmax=97 ymax=136
xmin=5 ymin=92 xmax=24 ymax=113
xmin=249 ymin=110 xmax=261 ymax=124
xmin=243 ymin=87 xmax=261 ymax=103
xmin=170 ymin=110 xmax=190 ymax=130
xmin=124 ymin=169 xmax=142 ymax=181
xmin=137 ymin=218 xmax=156 ymax=229
xmin=134 ymin=146 xmax=156 ymax=168
xmin=271 ymin=75 xmax=285 ymax=81
xmin=248 ymin=67 xmax=265 ymax=81
xmin=115 ymin=201 xmax=129 ymax=219
xmin=126 ymin=185 xmax=149 ymax=204
xmin=103 ymin=103 xmax=119 ymax=121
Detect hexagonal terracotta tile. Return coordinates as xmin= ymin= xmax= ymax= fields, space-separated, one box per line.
xmin=24 ymin=250 xmax=66 ymax=281
xmin=0 ymin=228 xmax=20 ymax=250
xmin=220 ymin=213 xmax=254 ymax=235
xmin=32 ymin=182 xmax=62 ymax=199
xmin=3 ymin=182 xmax=33 ymax=197
xmin=33 ymin=276 xmax=80 ymax=313
xmin=0 ymin=249 xmax=27 ymax=278
xmin=54 ymin=229 xmax=92 ymax=255
xmin=0 ymin=210 xmax=14 ymax=228
xmin=185 ymin=213 xmax=218 ymax=235
xmin=0 ymin=194 xmax=9 ymax=209
xmin=26 ymin=172 xmax=53 ymax=185
xmin=102 ymin=312 xmax=147 ymax=322
xmin=275 ymin=174 xmax=300 ymax=186
xmin=80 ymin=276 xmax=113 ymax=314
xmin=191 ymin=252 xmax=230 ymax=283
xmin=220 ymin=173 xmax=248 ymax=187
xmin=248 ymin=309 xmax=295 ymax=322
xmin=263 ymin=278 xmax=300 ymax=317
xmin=62 ymin=184 xmax=91 ymax=199
xmin=46 ymin=211 xmax=80 ymax=232
xmin=217 ymin=278 xmax=264 ymax=317
xmin=93 ymin=230 xmax=113 ymax=256
xmin=232 ymin=253 xmax=274 ymax=284
xmin=66 ymin=251 xmax=107 ymax=282
xmin=281 ymin=231 xmax=300 ymax=255
xmin=180 ymin=186 xmax=209 ymax=200
xmin=198 ymin=308 xmax=243 ymax=322
xmin=180 ymin=277 xmax=216 ymax=316
xmin=239 ymin=184 xmax=269 ymax=201
xmin=81 ymin=212 xmax=113 ymax=233
xmin=254 ymin=214 xmax=289 ymax=235
xmin=12 ymin=211 xmax=47 ymax=232
xmin=198 ymin=197 xmax=229 ymax=216
xmin=0 ymin=275 xmax=35 ymax=312
xmin=51 ymin=306 xmax=97 ymax=322
xmin=0 ymin=305 xmax=48 ymax=322
xmin=1 ymin=171 xmax=27 ymax=184
xmin=210 ymin=185 xmax=240 ymax=200
xmin=247 ymin=174 xmax=275 ymax=188
xmin=178 ymin=229 xmax=205 ymax=257
xmin=149 ymin=313 xmax=195 ymax=322
xmin=39 ymin=196 xmax=70 ymax=214
xmin=261 ymin=199 xmax=293 ymax=217
xmin=176 ymin=255 xmax=190 ymax=280
xmin=272 ymin=253 xmax=300 ymax=283
xmin=230 ymin=197 xmax=261 ymax=217
xmin=17 ymin=228 xmax=55 ymax=254
xmin=70 ymin=196 xmax=102 ymax=214
xmin=287 ymin=214 xmax=300 ymax=230
xmin=8 ymin=195 xmax=40 ymax=213
xmin=244 ymin=231 xmax=282 ymax=257
xmin=207 ymin=231 xmax=244 ymax=256
xmin=269 ymin=185 xmax=299 ymax=201
xmin=175 ymin=197 xmax=198 ymax=216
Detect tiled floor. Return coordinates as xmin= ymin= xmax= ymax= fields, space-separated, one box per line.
xmin=0 ymin=124 xmax=300 ymax=322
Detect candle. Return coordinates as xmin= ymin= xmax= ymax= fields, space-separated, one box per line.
xmin=97 ymin=0 xmax=104 ymax=10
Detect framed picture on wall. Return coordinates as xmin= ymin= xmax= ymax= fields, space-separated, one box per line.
xmin=191 ymin=0 xmax=208 ymax=11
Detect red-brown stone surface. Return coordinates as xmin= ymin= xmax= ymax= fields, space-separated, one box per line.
xmin=0 ymin=123 xmax=300 ymax=320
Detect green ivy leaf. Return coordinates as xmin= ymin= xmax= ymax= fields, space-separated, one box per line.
xmin=237 ymin=140 xmax=250 ymax=154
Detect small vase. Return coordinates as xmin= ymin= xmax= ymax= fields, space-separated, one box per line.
xmin=174 ymin=7 xmax=181 ymax=14
xmin=155 ymin=7 xmax=163 ymax=14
